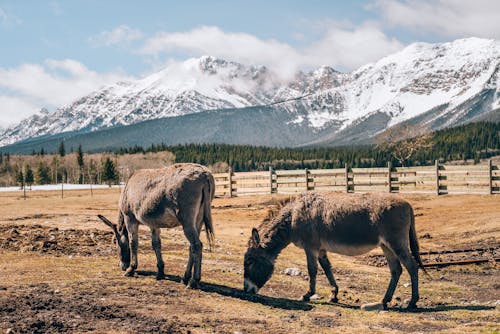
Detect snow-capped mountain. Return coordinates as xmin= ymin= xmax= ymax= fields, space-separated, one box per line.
xmin=280 ymin=37 xmax=500 ymax=131
xmin=1 ymin=37 xmax=499 ymax=148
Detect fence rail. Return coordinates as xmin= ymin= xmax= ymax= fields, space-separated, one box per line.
xmin=214 ymin=160 xmax=499 ymax=197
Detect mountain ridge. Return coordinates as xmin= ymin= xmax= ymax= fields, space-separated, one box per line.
xmin=1 ymin=37 xmax=499 ymax=149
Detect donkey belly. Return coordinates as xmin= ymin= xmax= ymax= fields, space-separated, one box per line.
xmin=322 ymin=221 xmax=380 ymax=256
xmin=140 ymin=208 xmax=181 ymax=228
xmin=323 ymin=240 xmax=378 ymax=256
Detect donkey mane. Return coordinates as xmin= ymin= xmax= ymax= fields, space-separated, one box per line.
xmin=253 ymin=198 xmax=294 ymax=256
xmin=261 ymin=197 xmax=294 ymax=223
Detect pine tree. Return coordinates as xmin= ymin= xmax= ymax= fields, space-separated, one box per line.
xmin=76 ymin=144 xmax=84 ymax=184
xmin=102 ymin=157 xmax=118 ymax=187
xmin=36 ymin=162 xmax=51 ymax=185
xmin=16 ymin=168 xmax=24 ymax=190
xmin=58 ymin=141 xmax=66 ymax=157
xmin=25 ymin=165 xmax=34 ymax=190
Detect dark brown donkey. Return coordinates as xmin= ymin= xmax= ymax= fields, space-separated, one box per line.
xmin=98 ymin=163 xmax=215 ymax=288
xmin=243 ymin=191 xmax=428 ymax=310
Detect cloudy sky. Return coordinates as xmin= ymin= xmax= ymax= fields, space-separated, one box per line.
xmin=1 ymin=0 xmax=499 ymax=127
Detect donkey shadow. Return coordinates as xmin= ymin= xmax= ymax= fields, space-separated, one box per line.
xmin=316 ymin=300 xmax=494 ymax=313
xmin=136 ymin=270 xmax=312 ymax=311
xmin=136 ymin=271 xmax=493 ymax=313
xmin=315 ymin=301 xmax=495 ymax=313
xmin=402 ymin=305 xmax=495 ymax=313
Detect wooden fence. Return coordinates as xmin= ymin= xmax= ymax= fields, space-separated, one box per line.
xmin=214 ymin=160 xmax=500 ymax=197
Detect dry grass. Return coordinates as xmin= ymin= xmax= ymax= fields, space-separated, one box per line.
xmin=0 ymin=189 xmax=499 ymax=333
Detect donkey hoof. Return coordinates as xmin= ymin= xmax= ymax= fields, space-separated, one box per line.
xmin=406 ymin=302 xmax=417 ymax=310
xmin=124 ymin=268 xmax=135 ymax=277
xmin=182 ymin=276 xmax=191 ymax=285
xmin=156 ymin=272 xmax=165 ymax=280
xmin=187 ymin=279 xmax=200 ymax=289
xmin=329 ymin=296 xmax=339 ymax=303
xmin=300 ymin=295 xmax=311 ymax=302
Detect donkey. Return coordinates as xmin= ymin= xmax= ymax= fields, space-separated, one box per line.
xmin=243 ymin=191 xmax=428 ymax=310
xmin=98 ymin=163 xmax=215 ymax=289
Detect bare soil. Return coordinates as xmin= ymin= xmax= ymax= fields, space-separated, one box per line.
xmin=0 ymin=189 xmax=499 ymax=333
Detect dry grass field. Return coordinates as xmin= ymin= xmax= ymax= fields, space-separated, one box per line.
xmin=0 ymin=188 xmax=499 ymax=333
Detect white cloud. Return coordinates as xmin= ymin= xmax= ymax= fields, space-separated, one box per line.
xmin=140 ymin=24 xmax=404 ymax=76
xmin=142 ymin=26 xmax=301 ymax=77
xmin=0 ymin=60 xmax=132 ymax=127
xmin=304 ymin=22 xmax=404 ymax=70
xmin=89 ymin=25 xmax=143 ymax=47
xmin=0 ymin=96 xmax=40 ymax=126
xmin=373 ymin=0 xmax=500 ymax=39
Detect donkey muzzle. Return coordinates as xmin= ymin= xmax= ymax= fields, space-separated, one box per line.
xmin=244 ymin=278 xmax=259 ymax=294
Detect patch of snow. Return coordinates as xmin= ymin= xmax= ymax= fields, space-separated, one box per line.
xmin=0 ymin=184 xmax=121 ymax=192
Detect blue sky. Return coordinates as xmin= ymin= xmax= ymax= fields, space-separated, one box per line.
xmin=1 ymin=0 xmax=499 ymax=127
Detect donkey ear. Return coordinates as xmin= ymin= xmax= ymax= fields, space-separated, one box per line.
xmin=251 ymin=228 xmax=260 ymax=246
xmin=97 ymin=215 xmax=119 ymax=237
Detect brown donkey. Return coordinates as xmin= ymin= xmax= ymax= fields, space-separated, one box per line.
xmin=98 ymin=163 xmax=215 ymax=288
xmin=243 ymin=192 xmax=428 ymax=310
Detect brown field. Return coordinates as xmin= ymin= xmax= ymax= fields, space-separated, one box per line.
xmin=0 ymin=189 xmax=499 ymax=333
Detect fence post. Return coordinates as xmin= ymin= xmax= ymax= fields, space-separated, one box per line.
xmin=228 ymin=167 xmax=233 ymax=198
xmin=387 ymin=161 xmax=392 ymax=193
xmin=345 ymin=164 xmax=349 ymax=193
xmin=269 ymin=166 xmax=274 ymax=194
xmin=305 ymin=168 xmax=309 ymax=191
xmin=488 ymin=159 xmax=493 ymax=195
xmin=435 ymin=160 xmax=440 ymax=195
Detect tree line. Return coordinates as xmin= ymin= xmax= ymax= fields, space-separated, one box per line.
xmin=115 ymin=122 xmax=500 ymax=172
xmin=1 ymin=143 xmax=119 ymax=188
xmin=1 ymin=121 xmax=498 ymax=186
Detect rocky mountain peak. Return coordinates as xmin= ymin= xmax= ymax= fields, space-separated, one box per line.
xmin=0 ymin=38 xmax=498 ymax=148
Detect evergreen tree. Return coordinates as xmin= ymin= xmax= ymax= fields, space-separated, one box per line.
xmin=16 ymin=168 xmax=24 ymax=190
xmin=25 ymin=165 xmax=34 ymax=190
xmin=58 ymin=141 xmax=66 ymax=157
xmin=36 ymin=162 xmax=51 ymax=185
xmin=76 ymin=144 xmax=84 ymax=184
xmin=102 ymin=157 xmax=118 ymax=186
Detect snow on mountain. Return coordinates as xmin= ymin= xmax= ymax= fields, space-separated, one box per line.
xmin=0 ymin=56 xmax=286 ymax=146
xmin=281 ymin=37 xmax=500 ymax=130
xmin=1 ymin=37 xmax=499 ymax=148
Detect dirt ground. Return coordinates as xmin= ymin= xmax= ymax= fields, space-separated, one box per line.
xmin=0 ymin=188 xmax=499 ymax=333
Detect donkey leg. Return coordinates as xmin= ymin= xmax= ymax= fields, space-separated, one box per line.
xmin=151 ymin=227 xmax=165 ymax=280
xmin=318 ymin=250 xmax=339 ymax=303
xmin=393 ymin=245 xmax=419 ymax=309
xmin=182 ymin=251 xmax=194 ymax=285
xmin=183 ymin=226 xmax=203 ymax=289
xmin=125 ymin=219 xmax=139 ymax=277
xmin=380 ymin=244 xmax=403 ymax=308
xmin=301 ymin=249 xmax=318 ymax=302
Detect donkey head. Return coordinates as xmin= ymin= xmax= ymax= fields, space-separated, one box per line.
xmin=97 ymin=215 xmax=130 ymax=271
xmin=243 ymin=228 xmax=274 ymax=294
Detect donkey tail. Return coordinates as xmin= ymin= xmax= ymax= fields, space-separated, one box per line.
xmin=202 ymin=173 xmax=215 ymax=250
xmin=409 ymin=207 xmax=432 ymax=279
